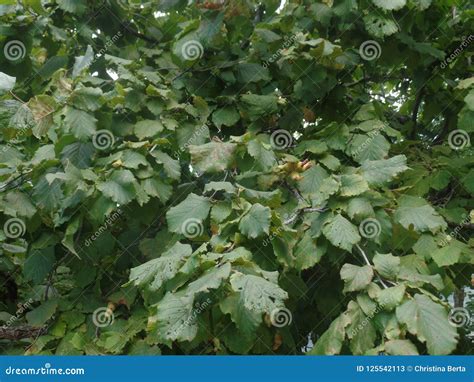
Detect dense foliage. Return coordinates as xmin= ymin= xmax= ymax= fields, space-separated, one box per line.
xmin=0 ymin=0 xmax=473 ymax=355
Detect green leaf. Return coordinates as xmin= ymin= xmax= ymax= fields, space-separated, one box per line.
xmin=347 ymin=133 xmax=390 ymax=163
xmin=347 ymin=197 xmax=374 ymax=219
xmin=364 ymin=15 xmax=398 ymax=38
xmin=372 ymin=0 xmax=406 ymax=11
xmin=346 ymin=300 xmax=376 ymax=354
xmin=384 ymin=339 xmax=419 ymax=355
xmin=340 ymin=174 xmax=369 ymax=196
xmin=230 ymin=273 xmax=288 ymax=317
xmin=237 ymin=63 xmax=270 ymax=83
xmin=220 ymin=292 xmax=261 ymax=339
xmin=238 ymin=203 xmax=271 ymax=239
xmin=64 ymin=106 xmax=97 ymax=140
xmin=32 ymin=177 xmax=64 ymax=212
xmin=308 ymin=313 xmax=349 ymax=355
xmin=376 ymin=285 xmax=406 ymax=311
xmin=70 ymin=86 xmax=103 ymax=111
xmin=135 ymin=119 xmax=164 ymax=139
xmin=212 ymin=106 xmax=240 ymax=128
xmin=57 ymin=0 xmax=86 ymax=14
xmin=394 ymin=195 xmax=447 ymax=233
xmin=240 ymin=94 xmax=278 ymax=120
xmin=361 ymin=155 xmax=408 ymax=186
xmin=247 ymin=139 xmax=277 ymax=170
xmin=398 ymin=267 xmax=444 ymax=290
xmin=26 ymin=299 xmax=58 ymax=327
xmin=340 ymin=264 xmax=374 ymax=292
xmin=430 ymin=245 xmax=461 ymax=267
xmin=4 ymin=191 xmax=37 ymax=218
xmin=129 ymin=242 xmax=192 ymax=291
xmin=294 ymin=231 xmax=326 ymax=270
xmin=0 ymin=72 xmax=15 ymax=95
xmin=396 ymin=294 xmax=458 ymax=355
xmin=151 ymin=150 xmax=181 ymax=180
xmin=186 ymin=263 xmax=231 ymax=295
xmin=61 ymin=216 xmax=81 ymax=257
xmin=323 ymin=214 xmax=361 ymax=251
xmin=24 ymin=247 xmax=56 ymax=284
xmin=204 ymin=181 xmax=237 ymax=195
xmin=373 ymin=253 xmax=400 ymax=280
xmin=166 ymin=193 xmax=211 ymax=234
xmin=96 ymin=169 xmax=137 ymax=204
xmin=72 ymin=45 xmax=93 ymax=77
xmin=152 ymin=291 xmax=198 ymax=342
xmin=189 ymin=141 xmax=237 ymax=173
xmin=210 ymin=201 xmax=233 ymax=223
xmin=142 ymin=178 xmax=172 ymax=202
xmin=298 ymin=165 xmax=329 ymax=197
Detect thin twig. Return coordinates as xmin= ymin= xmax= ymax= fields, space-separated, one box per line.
xmin=283 ymin=207 xmax=327 ymax=225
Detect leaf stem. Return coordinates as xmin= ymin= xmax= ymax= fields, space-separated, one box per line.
xmin=355 ymin=244 xmax=388 ymax=289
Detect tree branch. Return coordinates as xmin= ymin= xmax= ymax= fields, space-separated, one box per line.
xmin=120 ymin=22 xmax=160 ymax=44
xmin=0 ymin=325 xmax=45 ymax=340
